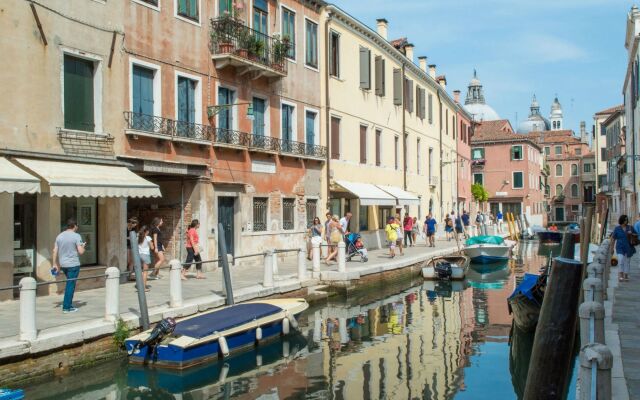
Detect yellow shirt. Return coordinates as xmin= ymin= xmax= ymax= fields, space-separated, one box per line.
xmin=385 ymin=223 xmax=399 ymax=242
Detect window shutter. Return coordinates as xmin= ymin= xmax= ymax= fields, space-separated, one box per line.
xmin=178 ymin=0 xmax=187 ymax=14
xmin=407 ymin=79 xmax=414 ymax=113
xmin=359 ymin=47 xmax=371 ymax=89
xmin=375 ymin=56 xmax=385 ymax=96
xmin=360 ymin=125 xmax=367 ymax=164
xmin=428 ymin=93 xmax=433 ymax=123
xmin=331 ymin=117 xmax=340 ymax=159
xmin=393 ymin=68 xmax=402 ymax=105
xmin=510 ymin=146 xmax=515 ymax=160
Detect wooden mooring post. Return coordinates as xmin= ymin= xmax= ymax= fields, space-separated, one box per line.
xmin=523 ymin=256 xmax=584 ymax=400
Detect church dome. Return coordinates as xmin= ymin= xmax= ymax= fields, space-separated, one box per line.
xmin=463 ymin=70 xmax=500 ymax=121
xmin=550 ymin=96 xmax=563 ymax=117
xmin=517 ymin=94 xmax=550 ymax=134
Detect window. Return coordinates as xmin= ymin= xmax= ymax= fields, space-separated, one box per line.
xmin=572 ymin=204 xmax=580 ymax=212
xmin=417 ymin=138 xmax=421 ymax=174
xmin=281 ymin=103 xmax=295 ymax=147
xmin=218 ymin=87 xmax=235 ymax=130
xmin=359 ymin=205 xmax=369 ymax=231
xmin=428 ymin=93 xmax=433 ymax=124
xmin=571 ymin=184 xmax=579 ymax=198
xmin=139 ymin=0 xmax=159 ymax=6
xmin=131 ymin=64 xmax=155 ymax=129
xmin=375 ymin=129 xmax=382 ymax=166
xmin=282 ymin=198 xmax=295 ymax=230
xmin=305 ymin=19 xmax=318 ymax=68
xmin=64 ymin=55 xmax=96 ymax=132
xmin=511 ymin=145 xmax=523 ymax=160
xmin=571 ymin=164 xmax=578 ymax=176
xmin=473 ymin=173 xmax=483 ymax=185
xmin=330 ymin=116 xmax=340 ymax=160
xmin=472 ymin=148 xmax=485 ymax=160
xmin=177 ymin=0 xmax=199 ymax=22
xmin=445 ymin=109 xmax=448 ymax=135
xmin=306 ymin=199 xmax=317 ymax=227
xmin=329 ymin=31 xmax=340 ymax=77
xmin=555 ymin=145 xmax=562 ymax=155
xmin=544 ymin=146 xmax=550 ymax=156
xmin=600 ymin=123 xmax=606 ymax=136
xmin=575 ymin=148 xmax=582 ymax=156
xmin=359 ymin=46 xmax=371 ymax=89
xmin=359 ymin=125 xmax=367 ymax=164
xmin=601 ymin=148 xmax=607 ymax=162
xmin=253 ymin=0 xmax=268 ymax=35
xmin=305 ymin=110 xmax=317 ymax=148
xmin=394 ymin=136 xmax=399 ymax=170
xmin=393 ymin=68 xmax=402 ymax=105
xmin=282 ymin=7 xmax=295 ymax=60
xmin=513 ymin=172 xmax=523 ymax=189
xmin=417 ymin=87 xmax=426 ymax=119
xmin=404 ymin=78 xmax=414 ymax=113
xmin=585 ymin=163 xmax=592 ymax=173
xmin=253 ymin=97 xmax=266 ymax=136
xmin=375 ymin=56 xmax=385 ymax=96
xmin=61 ymin=198 xmax=97 ymax=266
xmin=177 ymin=76 xmax=197 ymax=136
xmin=555 ymin=184 xmax=563 ymax=196
xmin=555 ymin=164 xmax=563 ymax=177
xmin=252 ymin=198 xmax=267 ymax=232
xmin=429 ymin=147 xmax=434 ymax=182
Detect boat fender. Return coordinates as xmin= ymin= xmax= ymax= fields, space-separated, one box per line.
xmin=218 ymin=336 xmax=230 ymax=357
xmin=282 ymin=317 xmax=290 ymax=335
xmin=219 ymin=363 xmax=230 ymax=383
xmin=283 ymin=340 xmax=290 ymax=357
xmin=256 ymin=354 xmax=263 ymax=366
xmin=256 ymin=326 xmax=263 ymax=341
xmin=286 ymin=314 xmax=299 ymax=330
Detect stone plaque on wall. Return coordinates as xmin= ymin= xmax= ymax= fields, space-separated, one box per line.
xmin=251 ymin=160 xmax=276 ymax=174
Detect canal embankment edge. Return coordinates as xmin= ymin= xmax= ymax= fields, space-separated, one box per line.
xmin=0 ymin=243 xmax=465 ymax=387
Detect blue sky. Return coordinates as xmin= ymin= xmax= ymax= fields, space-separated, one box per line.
xmin=338 ymin=0 xmax=633 ymax=133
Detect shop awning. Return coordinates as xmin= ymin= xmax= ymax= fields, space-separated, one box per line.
xmin=0 ymin=157 xmax=40 ymax=194
xmin=334 ymin=180 xmax=396 ymax=206
xmin=377 ymin=185 xmax=421 ymax=206
xmin=15 ymin=158 xmax=161 ymax=198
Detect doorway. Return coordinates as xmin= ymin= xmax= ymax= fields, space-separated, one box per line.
xmin=218 ymin=197 xmax=235 ymax=256
xmin=555 ymin=206 xmax=565 ymax=222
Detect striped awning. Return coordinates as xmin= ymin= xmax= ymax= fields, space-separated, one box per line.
xmin=0 ymin=157 xmax=40 ymax=194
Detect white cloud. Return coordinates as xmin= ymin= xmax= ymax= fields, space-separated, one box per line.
xmin=510 ymin=33 xmax=589 ymax=63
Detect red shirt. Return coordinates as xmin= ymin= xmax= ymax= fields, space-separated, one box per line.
xmin=186 ymin=228 xmax=199 ymax=248
xmin=403 ymin=217 xmax=413 ymax=231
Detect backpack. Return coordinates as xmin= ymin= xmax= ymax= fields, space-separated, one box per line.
xmin=476 ymin=215 xmax=481 ymax=223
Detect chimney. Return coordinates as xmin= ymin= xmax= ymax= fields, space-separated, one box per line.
xmin=438 ymin=76 xmax=446 ymax=90
xmin=428 ymin=64 xmax=436 ymax=79
xmin=580 ymin=121 xmax=587 ymax=143
xmin=453 ymin=90 xmax=461 ymax=103
xmin=404 ymin=43 xmax=414 ymax=63
xmin=418 ymin=56 xmax=427 ymax=73
xmin=376 ymin=18 xmax=388 ymax=40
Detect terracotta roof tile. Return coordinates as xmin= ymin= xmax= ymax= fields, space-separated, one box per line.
xmin=595 ymin=104 xmax=624 ymax=116
xmin=390 ymin=37 xmax=408 ymax=49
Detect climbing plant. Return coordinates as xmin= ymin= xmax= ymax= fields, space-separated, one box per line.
xmin=471 ymin=183 xmax=489 ymax=203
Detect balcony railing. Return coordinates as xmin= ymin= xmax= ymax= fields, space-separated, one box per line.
xmin=214 ymin=128 xmax=326 ymax=159
xmin=471 ymin=159 xmax=486 ymax=166
xmin=124 ymin=112 xmax=212 ymax=143
xmin=209 ymin=16 xmax=289 ymax=76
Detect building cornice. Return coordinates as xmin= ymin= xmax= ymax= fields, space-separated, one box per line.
xmin=471 ymin=137 xmax=542 ymax=152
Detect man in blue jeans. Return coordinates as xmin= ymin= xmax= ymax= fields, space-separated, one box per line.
xmin=52 ymin=219 xmax=86 ymax=313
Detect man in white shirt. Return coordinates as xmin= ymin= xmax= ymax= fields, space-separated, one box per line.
xmin=339 ymin=212 xmax=352 ymax=236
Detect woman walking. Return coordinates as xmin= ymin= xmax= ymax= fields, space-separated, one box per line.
xmin=308 ymin=216 xmax=323 ymax=260
xmin=444 ymin=214 xmax=453 ymax=241
xmin=403 ymin=214 xmax=414 ymax=247
xmin=325 ymin=215 xmax=343 ymax=264
xmin=183 ymin=219 xmax=205 ymax=280
xmin=411 ymin=216 xmax=419 ymax=245
xmin=150 ymin=217 xmax=165 ymax=279
xmin=137 ymin=225 xmax=153 ymax=292
xmin=395 ymin=215 xmax=404 ymax=255
xmin=385 ymin=216 xmax=399 ymax=258
xmin=611 ymin=214 xmax=637 ymax=282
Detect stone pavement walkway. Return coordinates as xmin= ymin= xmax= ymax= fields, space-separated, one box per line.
xmin=0 ymin=236 xmax=462 ymax=341
xmin=612 ymin=251 xmax=640 ymax=399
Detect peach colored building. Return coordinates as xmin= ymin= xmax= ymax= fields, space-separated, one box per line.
xmin=454 ymin=90 xmax=473 ymax=213
xmin=470 ymin=120 xmax=547 ymax=226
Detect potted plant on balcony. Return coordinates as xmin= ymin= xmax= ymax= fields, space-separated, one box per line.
xmin=236 ymin=28 xmax=251 ymax=59
xmin=248 ymin=35 xmax=265 ymax=62
xmin=210 ymin=16 xmax=235 ymax=54
xmin=271 ymin=34 xmax=290 ymax=72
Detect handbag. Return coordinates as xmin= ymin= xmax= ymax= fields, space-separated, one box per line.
xmin=627 ymin=228 xmax=640 ymax=246
xmin=330 ymin=229 xmax=342 ymax=243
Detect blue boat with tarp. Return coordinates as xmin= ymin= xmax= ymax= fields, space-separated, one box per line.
xmin=463 ymin=235 xmax=511 ymax=264
xmin=508 ymin=273 xmax=547 ymax=332
xmin=125 ymin=299 xmax=308 ymax=369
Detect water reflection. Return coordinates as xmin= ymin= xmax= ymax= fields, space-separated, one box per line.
xmin=26 ymin=241 xmax=576 ymax=400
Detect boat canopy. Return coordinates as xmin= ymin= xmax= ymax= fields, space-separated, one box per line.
xmin=465 ymin=235 xmax=505 ymax=246
xmin=508 ymin=273 xmax=539 ymax=302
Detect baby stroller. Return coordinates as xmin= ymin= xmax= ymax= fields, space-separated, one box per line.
xmin=345 ymin=232 xmax=368 ymax=262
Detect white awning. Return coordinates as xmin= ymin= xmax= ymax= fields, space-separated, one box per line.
xmin=0 ymin=157 xmax=40 ymax=194
xmin=15 ymin=158 xmax=161 ymax=198
xmin=377 ymin=185 xmax=421 ymax=206
xmin=334 ymin=180 xmax=396 ymax=206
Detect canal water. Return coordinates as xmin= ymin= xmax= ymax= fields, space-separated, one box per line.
xmin=26 ymin=241 xmax=577 ymax=400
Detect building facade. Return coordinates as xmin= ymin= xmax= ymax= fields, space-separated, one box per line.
xmin=593 ymin=105 xmax=624 ymax=195
xmin=602 ymin=109 xmax=628 ymax=225
xmin=454 ymin=91 xmax=473 ymax=215
xmin=623 ymin=5 xmax=640 ymax=219
xmin=470 ymin=120 xmax=547 ymax=226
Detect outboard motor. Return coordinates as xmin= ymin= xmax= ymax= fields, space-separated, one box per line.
xmin=434 ymin=261 xmax=453 ymax=280
xmin=128 ymin=317 xmax=177 ymax=355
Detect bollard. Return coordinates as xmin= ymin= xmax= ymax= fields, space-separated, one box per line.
xmin=104 ymin=267 xmax=120 ymax=322
xmin=169 ymin=260 xmax=183 ymax=308
xmin=263 ymin=250 xmax=274 ymax=288
xmin=297 ymin=246 xmax=307 ymax=281
xmin=579 ymin=301 xmax=605 ymax=346
xmin=19 ymin=277 xmax=37 ymax=341
xmin=312 ymin=242 xmax=321 ymax=274
xmin=271 ymin=250 xmax=279 ymax=275
xmin=579 ymin=343 xmax=613 ymax=400
xmin=337 ymin=241 xmax=346 ymax=273
xmin=582 ymin=277 xmax=603 ymax=303
xmin=587 ymin=262 xmax=604 ymax=282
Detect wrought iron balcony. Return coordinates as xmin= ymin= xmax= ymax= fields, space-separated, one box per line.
xmin=554 ymin=194 xmax=565 ymax=203
xmin=213 ymin=128 xmax=326 ymax=159
xmin=124 ymin=112 xmax=212 ymax=144
xmin=210 ymin=17 xmax=288 ymax=78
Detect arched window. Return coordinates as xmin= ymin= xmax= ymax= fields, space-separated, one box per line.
xmin=555 ymin=164 xmax=563 ymax=177
xmin=571 ymin=164 xmax=578 ymax=176
xmin=571 ymin=184 xmax=578 ymax=198
xmin=556 ymin=184 xmax=563 ymax=196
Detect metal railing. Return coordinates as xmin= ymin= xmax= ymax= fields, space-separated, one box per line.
xmin=210 ymin=16 xmax=289 ymax=75
xmin=214 ymin=127 xmax=327 ymax=158
xmin=124 ymin=112 xmax=213 ymax=142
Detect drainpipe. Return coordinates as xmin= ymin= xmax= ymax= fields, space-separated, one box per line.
xmin=180 ymin=180 xmax=184 ymax=261
xmin=437 ymin=90 xmax=443 ymax=221
xmin=402 ymin=63 xmax=407 ymax=191
xmin=324 ymin=11 xmax=333 ymax=212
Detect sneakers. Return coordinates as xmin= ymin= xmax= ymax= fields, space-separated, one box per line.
xmin=63 ymin=307 xmax=79 ymax=314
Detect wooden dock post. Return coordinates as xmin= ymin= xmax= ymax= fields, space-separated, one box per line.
xmin=523 ymin=257 xmax=584 ymax=400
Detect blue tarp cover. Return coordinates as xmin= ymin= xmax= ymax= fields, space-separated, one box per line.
xmin=173 ymin=303 xmax=283 ymax=339
xmin=465 ymin=235 xmax=505 ymax=246
xmin=508 ymin=273 xmax=539 ymax=302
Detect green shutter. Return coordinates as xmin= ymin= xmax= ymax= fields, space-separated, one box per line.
xmin=64 ymin=55 xmax=94 ymax=132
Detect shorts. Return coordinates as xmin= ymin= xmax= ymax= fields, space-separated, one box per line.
xmin=140 ymin=253 xmax=151 ymax=265
xmin=311 ymin=236 xmax=322 ymax=245
xmin=388 ymin=241 xmax=396 ymax=249
xmin=156 ymin=243 xmax=165 ymax=252
xmin=427 ymin=230 xmax=435 ymax=237
xmin=396 ymin=239 xmax=403 ymax=245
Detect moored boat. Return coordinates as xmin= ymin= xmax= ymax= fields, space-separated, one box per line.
xmin=422 ymin=255 xmax=469 ymax=280
xmin=125 ymin=299 xmax=308 ymax=369
xmin=508 ymin=273 xmax=547 ymax=332
xmin=0 ymin=389 xmax=24 ymax=400
xmin=536 ymin=230 xmax=563 ymax=244
xmin=463 ymin=235 xmax=511 ymax=264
